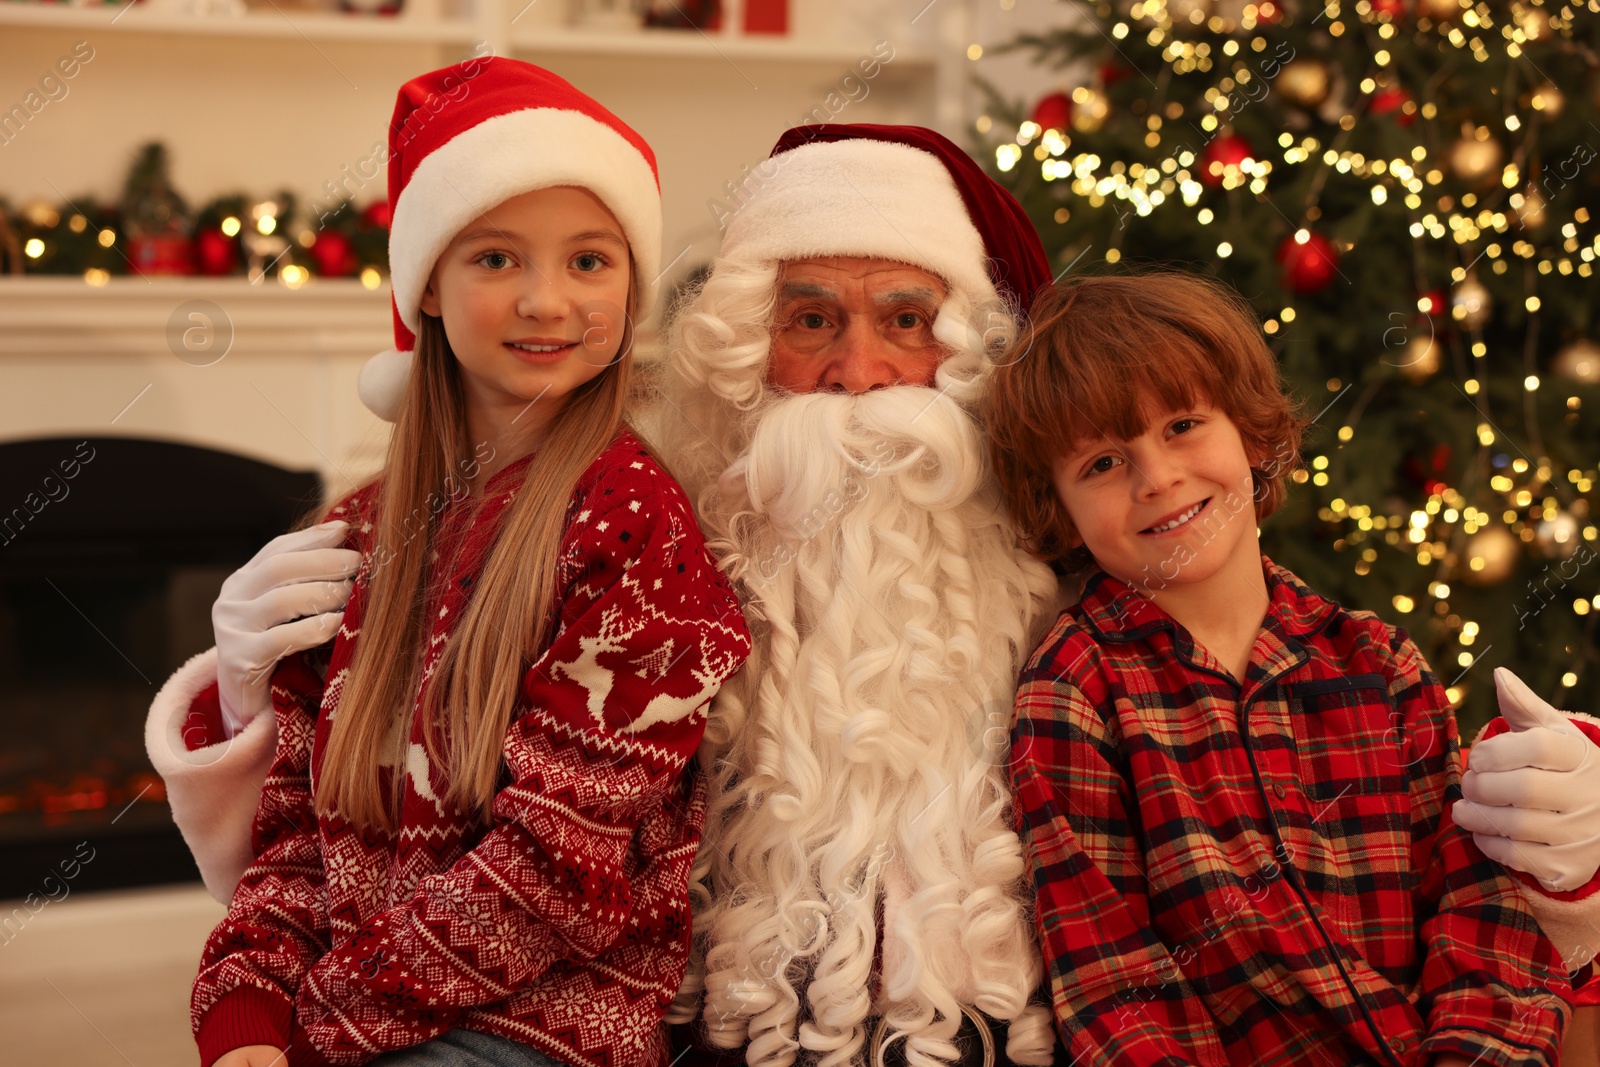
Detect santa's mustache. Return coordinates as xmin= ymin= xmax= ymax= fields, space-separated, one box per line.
xmin=713 ymin=386 xmax=990 ymax=556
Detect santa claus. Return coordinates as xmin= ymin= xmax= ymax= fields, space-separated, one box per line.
xmin=148 ymin=123 xmax=1600 ymax=1065
xmin=646 ymin=125 xmax=1066 ymax=1063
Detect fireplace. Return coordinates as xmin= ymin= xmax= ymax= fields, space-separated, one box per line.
xmin=0 ymin=435 xmax=321 ymax=898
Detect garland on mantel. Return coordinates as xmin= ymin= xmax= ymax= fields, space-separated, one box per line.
xmin=0 ymin=142 xmax=391 ymax=285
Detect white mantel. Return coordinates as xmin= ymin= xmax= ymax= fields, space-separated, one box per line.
xmin=0 ymin=276 xmax=395 ymax=499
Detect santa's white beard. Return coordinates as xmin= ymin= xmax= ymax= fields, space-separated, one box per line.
xmin=673 ymin=386 xmax=1063 ymax=1067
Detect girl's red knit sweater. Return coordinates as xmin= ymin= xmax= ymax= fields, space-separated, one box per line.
xmin=189 ymin=431 xmax=752 ymax=1067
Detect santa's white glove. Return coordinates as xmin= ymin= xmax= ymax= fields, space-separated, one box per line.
xmin=214 ymin=520 xmax=359 ymax=736
xmin=1452 ymin=666 xmax=1600 ymax=892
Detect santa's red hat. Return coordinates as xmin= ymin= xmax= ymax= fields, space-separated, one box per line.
xmin=718 ymin=124 xmax=1050 ymax=319
xmin=359 ymin=58 xmax=661 ymax=421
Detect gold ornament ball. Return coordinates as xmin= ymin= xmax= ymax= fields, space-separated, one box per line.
xmin=1071 ymin=87 xmax=1110 ymax=133
xmin=1553 ymin=339 xmax=1600 ymax=384
xmin=1278 ymin=59 xmax=1332 ymax=109
xmin=1417 ymin=0 xmax=1460 ymax=19
xmin=1535 ymin=511 xmax=1581 ymax=560
xmin=1514 ymin=186 xmax=1548 ymax=230
xmin=1398 ymin=332 xmax=1441 ymax=384
xmin=1525 ymin=82 xmax=1564 ymax=118
xmin=1451 ymin=277 xmax=1492 ymax=331
xmin=1460 ymin=525 xmax=1519 ymax=586
xmin=1448 ymin=134 xmax=1504 ymax=184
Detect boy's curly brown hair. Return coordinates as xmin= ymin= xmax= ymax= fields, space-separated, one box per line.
xmin=982 ymin=269 xmax=1309 ymax=569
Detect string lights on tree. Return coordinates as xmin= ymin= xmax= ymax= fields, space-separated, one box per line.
xmin=982 ymin=0 xmax=1600 ymax=727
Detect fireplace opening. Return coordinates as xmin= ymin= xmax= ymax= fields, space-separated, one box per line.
xmin=0 ymin=437 xmax=322 ymax=899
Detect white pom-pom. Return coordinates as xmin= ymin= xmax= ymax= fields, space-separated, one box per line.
xmin=357 ymin=348 xmax=413 ymax=422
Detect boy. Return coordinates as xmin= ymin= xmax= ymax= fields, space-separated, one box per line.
xmin=984 ymin=271 xmax=1569 ymax=1066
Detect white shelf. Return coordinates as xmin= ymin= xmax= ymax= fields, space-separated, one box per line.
xmin=0 ymin=2 xmax=936 ymax=63
xmin=0 ymin=274 xmax=387 ymax=297
xmin=0 ymin=275 xmax=393 ymax=358
xmin=0 ymin=2 xmax=481 ymax=43
xmin=510 ymin=26 xmax=934 ymax=67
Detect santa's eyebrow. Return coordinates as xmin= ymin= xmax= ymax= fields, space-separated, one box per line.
xmin=873 ymin=287 xmax=942 ymax=306
xmin=777 ymin=282 xmax=838 ymax=301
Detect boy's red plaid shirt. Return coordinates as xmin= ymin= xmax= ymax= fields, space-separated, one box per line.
xmin=1010 ymin=558 xmax=1570 ymax=1067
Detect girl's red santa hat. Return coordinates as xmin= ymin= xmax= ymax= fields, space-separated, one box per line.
xmin=717 ymin=123 xmax=1051 ymax=342
xmin=358 ymin=58 xmax=661 ymax=421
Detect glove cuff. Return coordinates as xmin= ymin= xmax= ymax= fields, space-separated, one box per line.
xmin=217 ymin=676 xmax=270 ymax=738
xmin=145 ymin=647 xmax=278 ymax=902
xmin=1472 ymin=708 xmax=1600 ymax=746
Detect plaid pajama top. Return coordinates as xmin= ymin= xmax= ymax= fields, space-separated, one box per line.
xmin=1010 ymin=557 xmax=1568 ymax=1067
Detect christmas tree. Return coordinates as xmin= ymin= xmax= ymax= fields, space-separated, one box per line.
xmin=982 ymin=0 xmax=1600 ymax=731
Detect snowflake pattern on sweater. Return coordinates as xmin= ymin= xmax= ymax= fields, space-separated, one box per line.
xmin=190 ymin=431 xmax=752 ymax=1067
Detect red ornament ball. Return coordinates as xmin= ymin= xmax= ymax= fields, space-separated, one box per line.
xmin=1251 ymin=0 xmax=1284 ymax=22
xmin=1407 ymin=443 xmax=1452 ymax=495
xmin=1369 ymin=0 xmax=1406 ymax=17
xmin=1370 ymin=85 xmax=1415 ymax=126
xmin=1098 ymin=62 xmax=1133 ymax=88
xmin=1276 ymin=231 xmax=1340 ymax=295
xmin=361 ymin=199 xmax=392 ymax=230
xmin=1407 ymin=460 xmax=1450 ymax=495
xmin=1418 ymin=289 xmax=1447 ymax=316
xmin=1199 ymin=133 xmax=1255 ymax=186
xmin=1030 ymin=92 xmax=1072 ymax=134
xmin=194 ymin=227 xmax=238 ymax=276
xmin=309 ymin=230 xmax=358 ymax=277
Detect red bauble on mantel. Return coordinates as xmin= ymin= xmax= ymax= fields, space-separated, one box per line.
xmin=309 ymin=230 xmax=358 ymax=277
xmin=1276 ymin=231 xmax=1340 ymax=294
xmin=1198 ymin=133 xmax=1256 ymax=186
xmin=361 ymin=199 xmax=392 ymax=230
xmin=1030 ymin=92 xmax=1072 ymax=134
xmin=194 ymin=227 xmax=238 ymax=276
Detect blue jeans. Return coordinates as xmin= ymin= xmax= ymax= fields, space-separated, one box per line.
xmin=367 ymin=1029 xmax=567 ymax=1067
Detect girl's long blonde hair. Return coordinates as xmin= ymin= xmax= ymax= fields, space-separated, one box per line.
xmin=314 ymin=288 xmax=635 ymax=833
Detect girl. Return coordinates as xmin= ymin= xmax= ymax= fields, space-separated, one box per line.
xmin=148 ymin=59 xmax=751 ymax=1067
